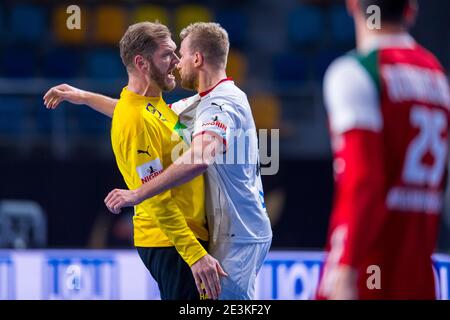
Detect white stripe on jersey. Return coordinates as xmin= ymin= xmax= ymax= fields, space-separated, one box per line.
xmin=324 ymin=56 xmax=382 ymax=135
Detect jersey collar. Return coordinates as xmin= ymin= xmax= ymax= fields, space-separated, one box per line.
xmin=121 ymin=87 xmax=162 ymax=105
xmin=360 ymin=33 xmax=416 ymax=54
xmin=199 ymin=77 xmax=233 ymax=97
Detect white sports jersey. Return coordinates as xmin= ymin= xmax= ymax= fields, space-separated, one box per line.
xmin=169 ymin=94 xmax=201 ymax=144
xmin=169 ymin=94 xmax=201 ymax=133
xmin=175 ymin=79 xmax=273 ymax=245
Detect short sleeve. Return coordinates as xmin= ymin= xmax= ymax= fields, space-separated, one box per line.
xmin=324 ymin=56 xmax=383 ymax=135
xmin=130 ymin=117 xmax=164 ymax=186
xmin=193 ymin=98 xmax=236 ymax=147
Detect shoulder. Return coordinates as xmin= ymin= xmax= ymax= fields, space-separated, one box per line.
xmin=141 ymin=106 xmax=164 ymax=138
xmin=324 ymin=54 xmax=382 ymax=134
xmin=324 ymin=54 xmax=376 ymax=88
xmin=169 ymin=94 xmax=201 ymax=115
xmin=213 ymin=81 xmax=246 ymax=103
xmin=414 ymin=44 xmax=446 ymax=70
xmin=202 ymin=83 xmax=247 ymax=116
xmin=112 ymin=102 xmax=146 ymax=142
xmin=197 ymin=95 xmax=241 ymax=129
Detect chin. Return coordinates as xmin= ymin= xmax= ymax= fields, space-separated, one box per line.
xmin=181 ymin=79 xmax=195 ymax=91
xmin=164 ymin=80 xmax=177 ymax=92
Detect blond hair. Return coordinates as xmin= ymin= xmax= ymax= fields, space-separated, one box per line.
xmin=180 ymin=22 xmax=229 ymax=69
xmin=119 ymin=21 xmax=171 ymax=71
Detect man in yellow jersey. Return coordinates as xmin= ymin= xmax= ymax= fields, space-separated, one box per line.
xmin=43 ymin=22 xmax=226 ymax=300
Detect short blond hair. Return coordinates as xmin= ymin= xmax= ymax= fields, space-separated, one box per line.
xmin=120 ymin=21 xmax=171 ymax=70
xmin=180 ymin=22 xmax=229 ymax=69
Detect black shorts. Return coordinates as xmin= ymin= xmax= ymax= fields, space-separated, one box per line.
xmin=137 ymin=240 xmax=208 ymax=300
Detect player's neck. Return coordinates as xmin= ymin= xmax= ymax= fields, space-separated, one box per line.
xmin=356 ymin=19 xmax=408 ymax=52
xmin=127 ymin=73 xmax=161 ymax=98
xmin=197 ymin=69 xmax=228 ymax=95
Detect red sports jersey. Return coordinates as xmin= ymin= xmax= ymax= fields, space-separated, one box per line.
xmin=318 ymin=34 xmax=450 ymax=299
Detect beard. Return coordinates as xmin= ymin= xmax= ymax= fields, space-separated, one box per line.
xmin=148 ymin=58 xmax=176 ymax=92
xmin=180 ymin=68 xmax=198 ymax=91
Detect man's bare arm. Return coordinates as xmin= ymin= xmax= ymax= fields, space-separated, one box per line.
xmin=104 ymin=132 xmax=224 ymax=213
xmin=43 ymin=84 xmax=118 ymax=118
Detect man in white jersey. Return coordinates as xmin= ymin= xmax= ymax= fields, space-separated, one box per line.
xmin=105 ymin=22 xmax=272 ymax=300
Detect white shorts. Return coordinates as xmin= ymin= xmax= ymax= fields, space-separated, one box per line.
xmin=209 ymin=240 xmax=271 ymax=300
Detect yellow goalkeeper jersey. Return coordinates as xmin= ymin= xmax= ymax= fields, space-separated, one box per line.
xmin=110 ymin=87 xmax=208 ymax=266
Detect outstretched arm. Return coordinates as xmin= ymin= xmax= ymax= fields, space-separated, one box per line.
xmin=104 ymin=132 xmax=223 ymax=212
xmin=43 ymin=83 xmax=118 ymax=118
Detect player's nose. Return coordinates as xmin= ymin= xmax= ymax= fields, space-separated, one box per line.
xmin=173 ymin=53 xmax=180 ymax=64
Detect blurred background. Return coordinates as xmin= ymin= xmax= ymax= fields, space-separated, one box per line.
xmin=0 ymin=0 xmax=449 ymax=253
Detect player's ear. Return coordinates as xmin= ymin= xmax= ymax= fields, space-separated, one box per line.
xmin=194 ymin=52 xmax=203 ymax=68
xmin=134 ymin=55 xmax=149 ymax=73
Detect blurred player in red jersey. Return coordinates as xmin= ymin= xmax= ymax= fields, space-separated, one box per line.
xmin=317 ymin=0 xmax=450 ymax=299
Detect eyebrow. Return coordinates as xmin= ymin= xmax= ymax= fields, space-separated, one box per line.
xmin=160 ymin=43 xmax=176 ymax=52
xmin=161 ymin=48 xmax=175 ymax=55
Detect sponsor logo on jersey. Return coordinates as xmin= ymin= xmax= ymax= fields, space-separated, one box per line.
xmin=136 ymin=158 xmax=163 ymax=184
xmin=211 ymin=102 xmax=224 ymax=111
xmin=146 ymin=103 xmax=167 ymax=122
xmin=137 ymin=146 xmax=151 ymax=157
xmin=202 ymin=119 xmax=227 ymax=131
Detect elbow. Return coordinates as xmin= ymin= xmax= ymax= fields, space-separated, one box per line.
xmin=191 ymin=151 xmax=213 ymax=173
xmin=186 ymin=156 xmax=209 ymax=177
xmin=194 ymin=162 xmax=209 ymax=174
